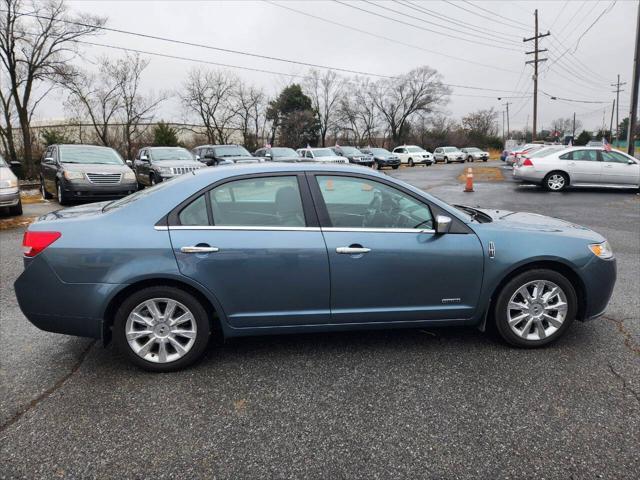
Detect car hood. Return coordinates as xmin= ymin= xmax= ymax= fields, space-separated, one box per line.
xmin=60 ymin=163 xmax=130 ymax=173
xmin=270 ymin=156 xmax=302 ymax=162
xmin=1 ymin=166 xmax=17 ymax=181
xmin=220 ymin=156 xmax=262 ymax=163
xmin=152 ymin=160 xmax=201 ymax=168
xmin=312 ymin=156 xmax=347 ymax=162
xmin=477 ymin=208 xmax=603 ymax=238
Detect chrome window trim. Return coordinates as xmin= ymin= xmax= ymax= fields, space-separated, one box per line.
xmin=156 ymin=225 xmax=435 ymax=234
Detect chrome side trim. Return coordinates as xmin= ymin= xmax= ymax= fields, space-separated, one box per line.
xmin=322 ymin=227 xmax=435 ymax=234
xmin=159 ymin=225 xmax=321 ymax=232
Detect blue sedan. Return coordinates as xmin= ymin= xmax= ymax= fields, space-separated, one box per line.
xmin=14 ymin=163 xmax=616 ymax=371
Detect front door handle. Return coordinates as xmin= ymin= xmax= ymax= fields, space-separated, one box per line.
xmin=180 ymin=246 xmax=219 ymax=253
xmin=604 ymin=164 xmax=613 ymax=168
xmin=336 ymin=246 xmax=371 ymax=254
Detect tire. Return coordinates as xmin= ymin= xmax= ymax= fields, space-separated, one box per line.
xmin=372 ymin=161 xmax=379 ymax=170
xmin=543 ymin=171 xmax=569 ymax=192
xmin=444 ymin=157 xmax=449 ymax=164
xmin=392 ymin=165 xmax=399 ymax=170
xmin=494 ymin=269 xmax=577 ymax=348
xmin=467 ymin=156 xmax=473 ymax=163
xmin=483 ymin=159 xmax=488 ymax=162
xmin=56 ymin=181 xmax=69 ymax=206
xmin=41 ymin=177 xmax=53 ymax=199
xmin=150 ymin=173 xmax=158 ymax=186
xmin=408 ymin=158 xmax=414 ymax=167
xmin=8 ymin=199 xmax=22 ymax=216
xmin=113 ymin=286 xmax=212 ymax=372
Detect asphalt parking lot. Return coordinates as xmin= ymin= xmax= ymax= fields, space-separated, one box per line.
xmin=1 ymin=160 xmax=638 ymax=479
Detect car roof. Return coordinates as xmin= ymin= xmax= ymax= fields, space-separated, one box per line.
xmin=144 ymin=146 xmax=188 ymax=150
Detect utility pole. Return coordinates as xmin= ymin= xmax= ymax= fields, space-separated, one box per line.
xmin=524 ymin=9 xmax=550 ymax=142
xmin=503 ymin=101 xmax=511 ymax=139
xmin=609 ymin=99 xmax=616 ymax=141
xmin=611 ymin=74 xmax=626 ymax=146
xmin=572 ymin=112 xmax=576 ymax=140
xmin=628 ymin=1 xmax=640 ymax=156
xmin=502 ymin=110 xmax=505 ymax=140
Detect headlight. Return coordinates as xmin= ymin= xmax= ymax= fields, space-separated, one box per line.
xmin=588 ymin=241 xmax=613 ymax=259
xmin=63 ymin=171 xmax=84 ymax=180
xmin=0 ymin=178 xmax=18 ymax=188
xmin=123 ymin=170 xmax=136 ymax=181
xmin=157 ymin=167 xmax=173 ymax=175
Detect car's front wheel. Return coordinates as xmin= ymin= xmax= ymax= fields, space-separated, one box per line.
xmin=408 ymin=158 xmax=414 ymax=167
xmin=41 ymin=177 xmax=53 ymax=199
xmin=8 ymin=199 xmax=22 ymax=216
xmin=56 ymin=181 xmax=69 ymax=206
xmin=392 ymin=165 xmax=399 ymax=170
xmin=494 ymin=269 xmax=577 ymax=348
xmin=543 ymin=171 xmax=568 ymax=192
xmin=114 ymin=286 xmax=211 ymax=372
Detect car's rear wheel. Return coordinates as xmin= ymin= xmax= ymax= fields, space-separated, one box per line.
xmin=40 ymin=177 xmax=53 ymax=199
xmin=114 ymin=286 xmax=211 ymax=372
xmin=408 ymin=158 xmax=414 ymax=167
xmin=494 ymin=269 xmax=577 ymax=348
xmin=544 ymin=171 xmax=568 ymax=192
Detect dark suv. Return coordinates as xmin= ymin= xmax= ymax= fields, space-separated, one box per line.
xmin=134 ymin=147 xmax=202 ymax=186
xmin=360 ymin=147 xmax=401 ymax=170
xmin=331 ymin=146 xmax=374 ymax=167
xmin=193 ymin=145 xmax=263 ymax=166
xmin=40 ymin=145 xmax=137 ymax=205
xmin=253 ymin=146 xmax=301 ymax=162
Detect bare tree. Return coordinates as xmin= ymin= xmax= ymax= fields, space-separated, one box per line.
xmin=0 ymin=84 xmax=18 ymax=162
xmin=550 ymin=117 xmax=582 ymax=136
xmin=462 ymin=108 xmax=499 ymax=138
xmin=180 ymin=68 xmax=238 ymax=144
xmin=372 ymin=66 xmax=450 ymax=144
xmin=109 ymin=54 xmax=164 ymax=159
xmin=64 ymin=58 xmax=122 ymax=147
xmin=0 ymin=0 xmax=105 ymax=167
xmin=234 ymin=81 xmax=266 ymax=151
xmin=305 ymin=69 xmax=344 ymax=147
xmin=338 ymin=78 xmax=379 ymax=145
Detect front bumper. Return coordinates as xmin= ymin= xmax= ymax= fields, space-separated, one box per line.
xmin=14 ymin=254 xmax=122 ymax=339
xmin=580 ymin=256 xmax=616 ymax=321
xmin=376 ymin=158 xmax=401 ymax=167
xmin=63 ymin=180 xmax=138 ymax=199
xmin=350 ymin=158 xmax=374 ymax=166
xmin=0 ymin=188 xmax=20 ymax=207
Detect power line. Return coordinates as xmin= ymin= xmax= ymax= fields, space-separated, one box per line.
xmin=264 ymin=1 xmax=520 ymax=74
xmin=459 ymin=0 xmax=530 ymax=28
xmin=442 ymin=0 xmax=527 ymax=31
xmin=333 ymin=0 xmax=521 ymax=52
xmin=540 ymin=91 xmax=610 ymax=104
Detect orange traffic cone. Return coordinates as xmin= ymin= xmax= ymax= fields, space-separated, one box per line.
xmin=464 ymin=167 xmax=474 ymax=192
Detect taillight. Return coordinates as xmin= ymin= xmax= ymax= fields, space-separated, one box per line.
xmin=22 ymin=231 xmax=61 ymax=257
xmin=522 ymin=158 xmax=534 ymax=166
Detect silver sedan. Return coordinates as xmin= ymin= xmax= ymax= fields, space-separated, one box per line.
xmin=512 ymin=146 xmax=640 ymax=191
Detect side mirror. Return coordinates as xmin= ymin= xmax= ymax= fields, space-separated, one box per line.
xmin=125 ymin=159 xmax=133 ymax=168
xmin=628 ymin=159 xmax=636 ymax=165
xmin=265 ymin=152 xmax=272 ymax=158
xmin=435 ymin=215 xmax=452 ymax=234
xmin=44 ymin=157 xmax=54 ymax=164
xmin=195 ymin=155 xmax=201 ymax=161
xmin=140 ymin=155 xmax=149 ymax=162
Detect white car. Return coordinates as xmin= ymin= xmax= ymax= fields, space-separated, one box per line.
xmin=461 ymin=147 xmax=489 ymax=162
xmin=433 ymin=146 xmax=465 ymax=163
xmin=296 ymin=148 xmax=348 ymax=163
xmin=513 ymin=146 xmax=640 ymax=191
xmin=391 ymin=145 xmax=433 ymax=166
xmin=0 ymin=154 xmax=22 ymax=216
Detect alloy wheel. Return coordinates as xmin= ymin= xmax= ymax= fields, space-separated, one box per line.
xmin=57 ymin=183 xmax=62 ymax=203
xmin=507 ymin=280 xmax=568 ymax=341
xmin=125 ymin=298 xmax=198 ymax=364
xmin=547 ymin=174 xmax=566 ymax=191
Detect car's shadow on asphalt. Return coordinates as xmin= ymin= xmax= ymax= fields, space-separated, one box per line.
xmin=512 ymin=184 xmax=639 ymax=195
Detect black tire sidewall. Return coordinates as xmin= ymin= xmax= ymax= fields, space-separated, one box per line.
xmin=113 ymin=286 xmax=211 ymax=372
xmin=494 ymin=269 xmax=577 ymax=348
xmin=544 ymin=172 xmax=568 ymax=192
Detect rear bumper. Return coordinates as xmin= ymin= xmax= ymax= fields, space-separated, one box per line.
xmin=0 ymin=189 xmax=20 ymax=207
xmin=63 ymin=181 xmax=137 ymax=199
xmin=14 ymin=255 xmax=122 ymax=339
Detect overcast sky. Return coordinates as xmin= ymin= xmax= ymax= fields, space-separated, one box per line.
xmin=39 ymin=0 xmax=638 ymax=132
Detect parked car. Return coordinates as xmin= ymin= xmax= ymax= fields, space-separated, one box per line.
xmin=461 ymin=147 xmax=489 ymax=162
xmin=193 ymin=145 xmax=262 ymax=166
xmin=331 ymin=146 xmax=374 ymax=167
xmin=513 ymin=146 xmax=640 ymax=191
xmin=15 ymin=163 xmax=616 ymax=371
xmin=296 ymin=147 xmax=348 ymax=163
xmin=500 ymin=149 xmax=508 ymax=161
xmin=505 ymin=143 xmax=542 ymax=165
xmin=253 ymin=146 xmax=300 ymax=162
xmin=433 ymin=146 xmax=465 ymax=163
xmin=40 ymin=145 xmax=137 ymax=205
xmin=392 ymin=145 xmax=434 ymax=166
xmin=0 ymin=154 xmax=22 ymax=216
xmin=359 ymin=147 xmax=400 ymax=170
xmin=134 ymin=147 xmax=202 ymax=187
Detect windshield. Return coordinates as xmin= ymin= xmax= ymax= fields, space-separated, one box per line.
xmin=59 ymin=146 xmax=124 ymax=165
xmin=313 ymin=148 xmax=335 ymax=157
xmin=213 ymin=145 xmax=251 ymax=157
xmin=339 ymin=146 xmax=363 ymax=156
xmin=270 ymin=147 xmax=298 ymax=157
xmin=406 ymin=147 xmax=425 ymax=153
xmin=465 ymin=147 xmax=481 ymax=152
xmin=444 ymin=147 xmax=458 ymax=152
xmin=370 ymin=148 xmax=391 ymax=155
xmin=151 ymin=148 xmax=194 ymax=161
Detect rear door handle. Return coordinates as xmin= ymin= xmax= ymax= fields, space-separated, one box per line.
xmin=336 ymin=246 xmax=371 ymax=254
xmin=180 ymin=246 xmax=219 ymax=253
